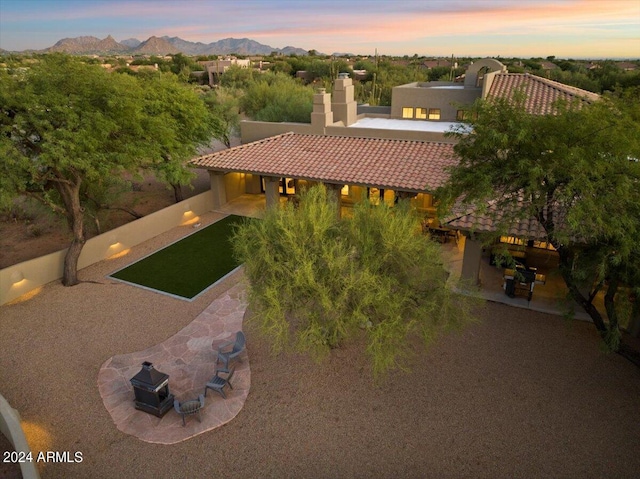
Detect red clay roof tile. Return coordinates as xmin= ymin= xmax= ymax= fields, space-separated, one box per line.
xmin=488 ymin=73 xmax=599 ymax=114
xmin=191 ymin=133 xmax=458 ymax=193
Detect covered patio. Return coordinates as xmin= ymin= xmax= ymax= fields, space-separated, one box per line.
xmin=213 ymin=193 xmax=591 ymax=321
xmin=190 ymin=132 xmax=491 ymax=283
xmin=191 ymin=133 xmax=594 ymax=318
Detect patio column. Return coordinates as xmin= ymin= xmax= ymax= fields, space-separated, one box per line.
xmin=209 ymin=171 xmax=227 ymax=209
xmin=264 ymin=176 xmax=280 ymax=209
xmin=461 ymin=234 xmax=483 ymax=286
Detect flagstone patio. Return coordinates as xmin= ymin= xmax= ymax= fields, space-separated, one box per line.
xmin=97 ymin=281 xmax=249 ymax=444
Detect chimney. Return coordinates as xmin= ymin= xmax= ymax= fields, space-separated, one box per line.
xmin=332 ymin=73 xmax=357 ymax=126
xmin=311 ymin=87 xmax=333 ymax=133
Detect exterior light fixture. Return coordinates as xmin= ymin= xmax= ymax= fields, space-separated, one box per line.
xmin=10 ymin=271 xmax=24 ymax=284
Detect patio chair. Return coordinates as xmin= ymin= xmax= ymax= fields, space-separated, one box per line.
xmin=174 ymin=394 xmax=205 ymax=426
xmin=204 ymin=367 xmax=235 ymax=399
xmin=216 ymin=331 xmax=245 ymax=373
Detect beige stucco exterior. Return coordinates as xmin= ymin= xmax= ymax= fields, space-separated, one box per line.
xmin=0 ymin=191 xmax=214 ymax=306
xmin=391 ymin=82 xmax=480 ymax=121
xmin=0 ymin=394 xmax=39 ymax=479
xmin=202 ymin=60 xmax=510 ymax=288
xmin=390 ymin=58 xmax=507 ymax=122
xmin=199 ymin=58 xmax=251 ymax=86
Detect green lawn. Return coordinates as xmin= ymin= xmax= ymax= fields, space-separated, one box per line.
xmin=110 ymin=215 xmax=244 ymax=300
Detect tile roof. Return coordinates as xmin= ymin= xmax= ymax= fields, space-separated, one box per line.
xmin=488 ymin=73 xmax=599 ymax=114
xmin=445 ymin=209 xmax=548 ymax=239
xmin=444 ymin=197 xmax=570 ymax=240
xmin=191 ymin=133 xmax=458 ymax=192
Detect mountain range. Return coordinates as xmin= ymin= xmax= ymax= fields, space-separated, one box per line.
xmin=41 ymin=35 xmax=308 ymax=56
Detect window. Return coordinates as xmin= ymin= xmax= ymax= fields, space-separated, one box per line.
xmin=341 ymin=185 xmax=350 ymax=197
xmin=402 ymin=107 xmax=414 ymax=119
xmin=456 ymin=110 xmax=478 ymax=121
xmin=500 ymin=236 xmax=524 ymax=246
xmin=415 ymin=108 xmax=427 ymax=119
xmin=428 ymin=108 xmax=441 ymax=120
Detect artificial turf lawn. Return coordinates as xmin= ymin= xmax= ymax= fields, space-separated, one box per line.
xmin=110 ymin=215 xmax=244 ymax=299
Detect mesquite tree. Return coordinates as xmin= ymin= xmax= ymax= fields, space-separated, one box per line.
xmin=437 ymin=90 xmax=640 ymax=363
xmin=0 ymin=54 xmax=211 ymax=285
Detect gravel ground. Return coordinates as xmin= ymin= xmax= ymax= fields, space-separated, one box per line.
xmin=1 ymin=212 xmax=639 ymax=479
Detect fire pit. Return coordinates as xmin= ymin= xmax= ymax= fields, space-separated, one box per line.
xmin=130 ymin=361 xmax=174 ymax=417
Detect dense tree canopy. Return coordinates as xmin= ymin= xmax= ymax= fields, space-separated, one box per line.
xmin=233 ymin=185 xmax=474 ymax=377
xmin=0 ymin=54 xmax=215 ymax=285
xmin=239 ymin=71 xmax=313 ymax=123
xmin=202 ymin=86 xmax=241 ymax=148
xmin=437 ymin=91 xmax=640 ymax=362
xmin=135 ymin=71 xmax=219 ymax=201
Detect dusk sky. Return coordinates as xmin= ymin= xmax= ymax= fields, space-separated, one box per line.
xmin=1 ymin=0 xmax=638 ymax=58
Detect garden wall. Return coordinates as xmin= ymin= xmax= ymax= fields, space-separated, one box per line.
xmin=0 ymin=191 xmax=214 ymax=306
xmin=0 ymin=393 xmax=40 ymax=479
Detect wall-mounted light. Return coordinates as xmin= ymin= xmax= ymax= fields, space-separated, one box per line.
xmin=10 ymin=270 xmax=24 ymax=284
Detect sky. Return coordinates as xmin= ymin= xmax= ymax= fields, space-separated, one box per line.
xmin=0 ymin=0 xmax=639 ymax=58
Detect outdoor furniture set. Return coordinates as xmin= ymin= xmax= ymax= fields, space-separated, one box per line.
xmin=421 ymin=216 xmax=458 ymax=244
xmin=173 ymin=331 xmax=245 ymax=426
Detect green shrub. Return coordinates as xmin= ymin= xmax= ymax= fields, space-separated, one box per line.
xmin=233 ymin=185 xmax=475 ymax=377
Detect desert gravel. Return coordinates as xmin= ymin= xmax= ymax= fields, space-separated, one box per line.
xmin=1 ymin=212 xmax=639 ymax=479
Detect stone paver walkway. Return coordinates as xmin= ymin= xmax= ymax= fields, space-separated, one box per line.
xmin=97 ymin=281 xmax=248 ymax=444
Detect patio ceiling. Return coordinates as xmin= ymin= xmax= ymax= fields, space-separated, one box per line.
xmin=191 ymin=132 xmax=458 ymax=193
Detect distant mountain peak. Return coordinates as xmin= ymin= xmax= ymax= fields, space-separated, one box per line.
xmin=39 ymin=35 xmax=308 ymax=56
xmin=47 ymin=35 xmax=128 ymax=54
xmin=133 ymin=36 xmax=180 ymax=55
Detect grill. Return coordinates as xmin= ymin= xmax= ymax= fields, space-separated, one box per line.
xmin=130 ymin=361 xmax=174 ymax=417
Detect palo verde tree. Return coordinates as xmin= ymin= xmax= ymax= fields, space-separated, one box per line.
xmin=233 ymin=185 xmax=474 ymax=377
xmin=0 ymin=54 xmax=192 ymax=286
xmin=437 ymin=90 xmax=640 ymax=363
xmin=239 ymin=71 xmax=313 ymax=123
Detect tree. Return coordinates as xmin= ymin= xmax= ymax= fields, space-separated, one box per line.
xmin=219 ymin=65 xmax=261 ymax=89
xmin=239 ymin=72 xmax=313 ymax=123
xmin=437 ymin=91 xmax=640 ymax=363
xmin=0 ymin=55 xmax=190 ymax=285
xmin=233 ymin=185 xmax=474 ymax=377
xmin=202 ymin=87 xmax=240 ymax=148
xmin=135 ymin=71 xmax=218 ymax=202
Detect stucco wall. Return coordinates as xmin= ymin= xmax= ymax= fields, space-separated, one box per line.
xmin=324 ymin=125 xmax=453 ymax=143
xmin=0 ymin=191 xmax=214 ymax=306
xmin=240 ymin=121 xmax=314 ymax=143
xmin=224 ymin=172 xmax=247 ymax=202
xmin=0 ymin=393 xmax=40 ymax=479
xmin=390 ymin=83 xmax=481 ymax=121
xmin=240 ymin=119 xmax=454 ymax=144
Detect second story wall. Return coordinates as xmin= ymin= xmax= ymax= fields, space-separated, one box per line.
xmin=390 ymin=82 xmax=481 ymax=121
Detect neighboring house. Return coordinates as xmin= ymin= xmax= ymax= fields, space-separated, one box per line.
xmin=617 ymin=61 xmax=638 ymax=71
xmin=539 ymin=60 xmax=558 ymax=71
xmin=190 ymin=58 xmax=598 ymax=284
xmin=423 ymin=59 xmax=456 ymax=69
xmin=198 ymin=57 xmax=251 ymax=85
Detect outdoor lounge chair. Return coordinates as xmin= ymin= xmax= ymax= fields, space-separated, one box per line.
xmin=174 ymin=394 xmax=205 ymax=426
xmin=204 ymin=367 xmax=235 ymax=399
xmin=216 ymin=331 xmax=245 ymax=373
